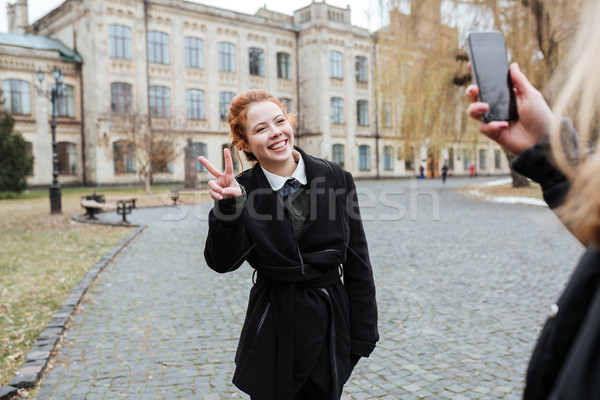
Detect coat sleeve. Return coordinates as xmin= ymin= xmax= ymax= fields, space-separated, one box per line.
xmin=511 ymin=117 xmax=587 ymax=210
xmin=343 ymin=171 xmax=379 ymax=358
xmin=204 ymin=187 xmax=254 ymax=273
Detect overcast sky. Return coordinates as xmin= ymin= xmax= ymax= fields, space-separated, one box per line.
xmin=0 ymin=0 xmax=393 ymax=33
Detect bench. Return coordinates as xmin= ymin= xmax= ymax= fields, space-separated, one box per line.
xmin=105 ymin=195 xmax=138 ymax=209
xmin=81 ymin=198 xmax=134 ymax=224
xmin=80 ymin=199 xmax=117 ymax=219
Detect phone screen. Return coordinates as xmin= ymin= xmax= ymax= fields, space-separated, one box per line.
xmin=466 ymin=31 xmax=518 ymax=122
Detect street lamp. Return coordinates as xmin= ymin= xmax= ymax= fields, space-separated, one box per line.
xmin=37 ymin=66 xmax=64 ymax=214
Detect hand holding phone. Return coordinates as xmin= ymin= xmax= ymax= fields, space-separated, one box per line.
xmin=466 ymin=31 xmax=518 ymax=122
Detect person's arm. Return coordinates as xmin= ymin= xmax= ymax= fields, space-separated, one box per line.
xmin=200 ymin=148 xmax=254 ymax=273
xmin=343 ymin=171 xmax=379 ymax=358
xmin=204 ymin=187 xmax=254 ymax=273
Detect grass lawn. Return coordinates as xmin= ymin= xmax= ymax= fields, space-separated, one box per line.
xmin=0 ymin=185 xmax=203 ymax=385
xmin=459 ymin=181 xmax=544 ymax=202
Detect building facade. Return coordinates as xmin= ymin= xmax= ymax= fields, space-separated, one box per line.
xmin=1 ymin=0 xmax=509 ymax=187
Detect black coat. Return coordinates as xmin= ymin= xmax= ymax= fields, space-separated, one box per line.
xmin=204 ymin=148 xmax=378 ymax=399
xmin=512 ymin=133 xmax=600 ymax=399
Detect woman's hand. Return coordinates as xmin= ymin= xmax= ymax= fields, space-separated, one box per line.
xmin=199 ymin=148 xmax=242 ymax=200
xmin=466 ymin=63 xmax=555 ymax=155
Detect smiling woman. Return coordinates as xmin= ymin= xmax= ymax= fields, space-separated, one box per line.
xmin=198 ymin=88 xmax=378 ymax=399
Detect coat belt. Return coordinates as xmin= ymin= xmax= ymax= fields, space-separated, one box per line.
xmin=255 ymin=265 xmax=341 ymax=399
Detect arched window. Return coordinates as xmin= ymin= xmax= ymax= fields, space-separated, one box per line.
xmin=355 ymin=56 xmax=367 ymax=82
xmin=50 ymin=84 xmax=75 ymax=118
xmin=185 ymin=37 xmax=204 ymax=68
xmin=249 ymin=48 xmax=265 ymax=76
xmin=359 ymin=145 xmax=370 ymax=171
xmin=57 ymin=142 xmax=77 ymax=175
xmin=149 ymin=86 xmax=171 ymax=118
xmin=383 ymin=146 xmax=394 ymax=170
xmin=113 ymin=140 xmax=136 ymax=173
xmin=147 ymin=31 xmax=170 ymax=64
xmin=330 ymin=97 xmax=344 ymax=124
xmin=277 ymin=52 xmax=291 ymax=79
xmin=186 ymin=89 xmax=205 ymax=120
xmin=332 ymin=144 xmax=344 ymax=168
xmin=191 ymin=142 xmax=207 ymax=172
xmin=1 ymin=79 xmax=30 ymax=115
xmin=219 ymin=91 xmax=235 ymax=122
xmin=109 ymin=25 xmax=132 ymax=59
xmin=357 ymin=100 xmax=369 ymax=126
xmin=111 ymin=83 xmax=133 ymax=116
xmin=218 ymin=42 xmax=236 ymax=72
xmin=329 ymin=51 xmax=343 ymax=79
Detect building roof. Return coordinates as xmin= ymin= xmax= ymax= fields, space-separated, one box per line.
xmin=0 ymin=32 xmax=82 ymax=63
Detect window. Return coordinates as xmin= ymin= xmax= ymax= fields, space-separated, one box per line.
xmin=50 ymin=84 xmax=75 ymax=118
xmin=218 ymin=42 xmax=236 ymax=72
xmin=405 ymin=146 xmax=415 ymax=170
xmin=495 ymin=149 xmax=501 ymax=169
xmin=329 ymin=51 xmax=343 ymax=79
xmin=57 ymin=142 xmax=77 ymax=175
xmin=463 ymin=151 xmax=470 ymax=170
xmin=448 ymin=148 xmax=454 ymax=170
xmin=149 ymin=86 xmax=171 ymax=118
xmin=355 ymin=56 xmax=367 ymax=82
xmin=479 ymin=149 xmax=486 ymax=170
xmin=111 ymin=83 xmax=133 ymax=116
xmin=153 ymin=141 xmax=173 ymax=173
xmin=384 ymin=102 xmax=392 ymax=127
xmin=185 ymin=37 xmax=204 ymax=68
xmin=332 ymin=144 xmax=344 ymax=168
xmin=281 ymin=97 xmax=293 ymax=114
xmin=147 ymin=31 xmax=169 ymax=64
xmin=249 ymin=48 xmax=264 ymax=76
xmin=186 ymin=89 xmax=205 ymax=120
xmin=222 ymin=143 xmax=239 ymax=171
xmin=277 ymin=52 xmax=291 ymax=79
xmin=219 ymin=91 xmax=235 ymax=122
xmin=357 ymin=100 xmax=369 ymax=126
xmin=25 ymin=141 xmax=33 ymax=176
xmin=192 ymin=142 xmax=207 ymax=172
xmin=109 ymin=25 xmax=132 ymax=59
xmin=1 ymin=79 xmax=30 ymax=115
xmin=359 ymin=145 xmax=370 ymax=171
xmin=113 ymin=140 xmax=136 ymax=173
xmin=330 ymin=97 xmax=344 ymax=124
xmin=383 ymin=146 xmax=393 ymax=170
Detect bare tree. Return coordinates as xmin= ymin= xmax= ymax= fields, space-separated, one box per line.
xmin=112 ymin=115 xmax=178 ymax=195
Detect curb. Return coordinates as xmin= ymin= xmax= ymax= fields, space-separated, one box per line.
xmin=0 ymin=225 xmax=146 ymax=399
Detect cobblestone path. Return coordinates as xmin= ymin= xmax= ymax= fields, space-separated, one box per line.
xmin=31 ymin=178 xmax=582 ymax=399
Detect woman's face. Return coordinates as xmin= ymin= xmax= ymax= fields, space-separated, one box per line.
xmin=243 ymin=101 xmax=295 ymax=172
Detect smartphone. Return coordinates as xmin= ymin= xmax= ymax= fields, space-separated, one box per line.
xmin=466 ymin=31 xmax=518 ymax=122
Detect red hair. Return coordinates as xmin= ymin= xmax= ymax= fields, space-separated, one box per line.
xmin=228 ymin=89 xmax=296 ymax=163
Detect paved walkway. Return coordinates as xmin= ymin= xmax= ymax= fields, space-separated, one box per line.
xmin=31 ymin=178 xmax=582 ymax=399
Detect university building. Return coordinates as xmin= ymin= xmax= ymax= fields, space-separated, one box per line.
xmin=1 ymin=0 xmax=509 ymax=187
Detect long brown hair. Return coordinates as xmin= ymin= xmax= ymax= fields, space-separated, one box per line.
xmin=228 ymin=89 xmax=296 ymax=166
xmin=550 ymin=0 xmax=600 ymax=245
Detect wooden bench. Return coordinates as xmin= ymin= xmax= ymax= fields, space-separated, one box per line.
xmin=80 ymin=199 xmax=117 ymax=220
xmin=81 ymin=198 xmax=134 ymax=224
xmin=105 ymin=195 xmax=138 ymax=208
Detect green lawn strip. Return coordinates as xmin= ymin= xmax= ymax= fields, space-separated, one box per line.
xmin=0 ymin=194 xmax=135 ymax=385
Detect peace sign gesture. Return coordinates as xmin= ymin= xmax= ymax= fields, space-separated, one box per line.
xmin=199 ymin=148 xmax=242 ymax=200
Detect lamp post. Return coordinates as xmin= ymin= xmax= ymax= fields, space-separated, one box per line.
xmin=37 ymin=67 xmax=64 ymax=214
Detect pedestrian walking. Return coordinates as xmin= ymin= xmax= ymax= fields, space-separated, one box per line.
xmin=466 ymin=1 xmax=600 ymax=397
xmin=419 ymin=165 xmax=425 ymax=179
xmin=199 ymin=89 xmax=378 ymax=400
xmin=441 ymin=162 xmax=449 ymax=183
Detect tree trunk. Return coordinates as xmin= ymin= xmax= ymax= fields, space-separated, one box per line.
xmin=505 ymin=151 xmax=530 ymax=187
